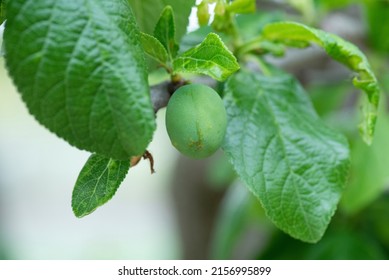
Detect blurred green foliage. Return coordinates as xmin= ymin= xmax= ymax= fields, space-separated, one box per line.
xmin=365 ymin=0 xmax=389 ymax=53
xmin=208 ymin=0 xmax=389 ymax=259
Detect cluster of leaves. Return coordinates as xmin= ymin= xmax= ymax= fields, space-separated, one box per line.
xmin=209 ymin=0 xmax=389 ymax=258
xmin=1 ymin=0 xmax=382 ymax=244
xmin=141 ymin=6 xmax=239 ymax=82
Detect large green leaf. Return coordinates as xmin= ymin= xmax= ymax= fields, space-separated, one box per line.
xmin=128 ymin=0 xmax=195 ymax=43
xmin=222 ymin=71 xmax=350 ymax=243
xmin=72 ymin=154 xmax=130 ymax=217
xmin=4 ymin=0 xmax=156 ymax=160
xmin=173 ymin=33 xmax=240 ymax=81
xmin=263 ymin=21 xmax=380 ymax=145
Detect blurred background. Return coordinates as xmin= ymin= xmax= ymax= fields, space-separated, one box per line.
xmin=1 ymin=0 xmax=389 ymax=259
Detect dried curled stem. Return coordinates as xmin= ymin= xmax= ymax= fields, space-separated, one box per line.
xmin=130 ymin=150 xmax=155 ymax=174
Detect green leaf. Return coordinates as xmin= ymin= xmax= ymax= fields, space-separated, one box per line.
xmin=140 ymin=32 xmax=168 ymax=65
xmin=341 ymin=107 xmax=389 ymax=214
xmin=173 ymin=33 xmax=240 ymax=81
xmin=72 ymin=154 xmax=130 ymax=218
xmin=222 ymin=71 xmax=350 ymax=243
xmin=128 ymin=0 xmax=195 ymax=43
xmin=4 ymin=0 xmax=156 ymax=160
xmin=154 ymin=5 xmax=178 ymax=59
xmin=179 ymin=25 xmax=213 ymax=53
xmin=227 ymin=0 xmax=256 ymax=14
xmin=263 ymin=21 xmax=381 ymax=145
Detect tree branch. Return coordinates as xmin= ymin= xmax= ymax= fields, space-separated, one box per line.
xmin=151 ymin=81 xmax=171 ymax=113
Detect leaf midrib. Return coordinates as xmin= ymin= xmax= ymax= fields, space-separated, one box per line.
xmin=261 ymin=90 xmax=316 ymax=240
xmin=85 ymin=0 xmax=134 ymax=156
xmin=78 ymin=158 xmax=112 ymax=215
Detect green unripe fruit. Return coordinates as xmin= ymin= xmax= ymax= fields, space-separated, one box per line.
xmin=165 ymin=84 xmax=227 ymax=159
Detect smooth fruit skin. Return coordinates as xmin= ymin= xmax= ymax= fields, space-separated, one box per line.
xmin=166 ymin=84 xmax=227 ymax=159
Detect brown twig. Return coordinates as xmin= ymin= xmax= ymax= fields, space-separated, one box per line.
xmin=150 ymin=79 xmax=189 ymax=113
